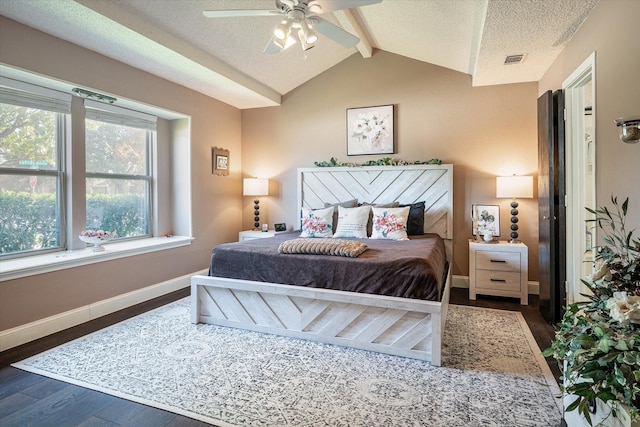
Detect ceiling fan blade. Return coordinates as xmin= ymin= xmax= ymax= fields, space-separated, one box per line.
xmin=309 ymin=17 xmax=360 ymax=48
xmin=308 ymin=0 xmax=382 ymax=14
xmin=203 ymin=10 xmax=282 ymax=18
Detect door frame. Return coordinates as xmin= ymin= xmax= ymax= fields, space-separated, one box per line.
xmin=562 ymin=52 xmax=596 ymax=304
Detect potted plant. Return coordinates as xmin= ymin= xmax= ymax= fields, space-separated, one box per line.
xmin=544 ymin=196 xmax=640 ymax=426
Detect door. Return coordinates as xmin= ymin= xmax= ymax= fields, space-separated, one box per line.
xmin=537 ymin=90 xmax=566 ymax=323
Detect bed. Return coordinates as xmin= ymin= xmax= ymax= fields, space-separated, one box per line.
xmin=191 ymin=164 xmax=453 ymax=366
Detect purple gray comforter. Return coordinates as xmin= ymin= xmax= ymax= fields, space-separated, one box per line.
xmin=209 ymin=232 xmax=447 ymax=301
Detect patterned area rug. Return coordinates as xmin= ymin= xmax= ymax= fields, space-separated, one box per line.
xmin=13 ymin=298 xmax=562 ymax=426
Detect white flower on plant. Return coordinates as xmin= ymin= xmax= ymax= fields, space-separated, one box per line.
xmin=588 ymin=261 xmax=611 ymax=282
xmin=606 ymin=291 xmax=640 ymax=325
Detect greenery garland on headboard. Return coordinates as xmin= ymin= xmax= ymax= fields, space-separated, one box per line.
xmin=314 ymin=157 xmax=442 ymax=167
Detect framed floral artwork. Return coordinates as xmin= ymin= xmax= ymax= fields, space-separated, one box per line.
xmin=471 ymin=204 xmax=500 ymax=236
xmin=346 ymin=104 xmax=394 ymax=156
xmin=212 ymin=147 xmax=229 ymax=176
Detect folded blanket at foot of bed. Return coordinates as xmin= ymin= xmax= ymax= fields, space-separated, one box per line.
xmin=278 ymin=238 xmax=368 ymax=258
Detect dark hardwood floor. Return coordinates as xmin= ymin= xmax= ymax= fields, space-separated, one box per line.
xmin=0 ymin=287 xmax=560 ymax=426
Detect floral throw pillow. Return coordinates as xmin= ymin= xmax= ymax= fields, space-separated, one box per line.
xmin=333 ymin=205 xmax=371 ymax=239
xmin=370 ymin=206 xmax=410 ymax=240
xmin=300 ymin=206 xmax=334 ymax=238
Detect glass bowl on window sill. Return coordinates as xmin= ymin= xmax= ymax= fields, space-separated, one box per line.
xmin=79 ymin=230 xmax=115 ymax=251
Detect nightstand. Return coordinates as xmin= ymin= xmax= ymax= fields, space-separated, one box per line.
xmin=469 ymin=240 xmax=528 ymax=305
xmin=238 ymin=230 xmax=276 ymax=241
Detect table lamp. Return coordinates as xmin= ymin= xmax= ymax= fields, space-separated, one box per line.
xmin=496 ymin=175 xmax=533 ymax=243
xmin=243 ymin=178 xmax=269 ymax=230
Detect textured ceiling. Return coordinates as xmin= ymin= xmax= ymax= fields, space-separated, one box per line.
xmin=0 ymin=0 xmax=599 ymax=109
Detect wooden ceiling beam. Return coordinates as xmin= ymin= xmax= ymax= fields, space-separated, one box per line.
xmin=333 ymin=9 xmax=374 ymax=58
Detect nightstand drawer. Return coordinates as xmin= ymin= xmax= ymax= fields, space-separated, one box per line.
xmin=475 ymin=270 xmax=521 ymax=292
xmin=475 ymin=251 xmax=521 ymax=272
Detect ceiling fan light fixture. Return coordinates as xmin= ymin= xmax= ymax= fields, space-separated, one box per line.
xmin=300 ymin=19 xmax=318 ymax=44
xmin=298 ymin=28 xmax=316 ymax=50
xmin=274 ymin=19 xmax=292 ymax=40
xmin=274 ymin=35 xmax=297 ymax=50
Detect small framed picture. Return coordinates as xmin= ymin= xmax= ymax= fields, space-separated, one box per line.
xmin=346 ymin=104 xmax=394 ymax=156
xmin=472 ymin=204 xmax=500 ymax=236
xmin=212 ymin=147 xmax=229 ymax=176
xmin=274 ymin=223 xmax=287 ymax=232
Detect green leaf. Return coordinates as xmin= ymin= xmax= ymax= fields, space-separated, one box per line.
xmin=542 ymin=347 xmax=555 ymax=357
xmin=566 ymin=396 xmax=582 ymax=412
xmin=598 ymin=339 xmax=611 ymax=353
xmin=577 ymin=398 xmax=594 ymax=426
xmin=581 ymin=369 xmax=606 ymax=382
xmin=615 ymin=340 xmax=630 ymax=351
xmin=596 ymin=389 xmax=617 ymax=402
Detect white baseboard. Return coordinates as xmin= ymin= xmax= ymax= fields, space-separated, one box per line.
xmin=452 ymin=275 xmax=540 ymax=295
xmin=0 ymin=269 xmax=207 ymax=352
xmin=452 ymin=275 xmax=468 ymax=289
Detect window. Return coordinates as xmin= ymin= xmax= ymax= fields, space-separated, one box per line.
xmin=84 ymin=101 xmax=156 ymax=240
xmin=0 ymin=78 xmax=69 ymax=258
xmin=0 ymin=67 xmax=193 ymax=278
xmin=0 ymin=75 xmax=158 ymax=259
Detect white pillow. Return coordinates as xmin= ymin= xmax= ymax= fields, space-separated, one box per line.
xmin=300 ymin=206 xmax=334 ymax=238
xmin=333 ymin=205 xmax=371 ymax=239
xmin=370 ymin=206 xmax=410 ymax=240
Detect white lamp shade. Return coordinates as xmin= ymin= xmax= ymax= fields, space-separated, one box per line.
xmin=243 ymin=178 xmax=269 ymax=196
xmin=496 ymin=175 xmax=533 ymax=198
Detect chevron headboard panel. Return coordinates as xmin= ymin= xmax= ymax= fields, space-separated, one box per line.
xmin=297 ymin=164 xmax=453 ymax=240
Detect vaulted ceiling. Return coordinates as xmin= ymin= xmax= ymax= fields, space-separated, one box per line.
xmin=1 ymin=0 xmax=599 ymax=109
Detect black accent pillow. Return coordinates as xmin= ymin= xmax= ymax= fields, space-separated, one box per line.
xmin=399 ymin=201 xmax=425 ymax=235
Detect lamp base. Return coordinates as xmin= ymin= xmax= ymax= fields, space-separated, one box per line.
xmin=509 ymin=199 xmax=520 ymax=244
xmin=253 ymin=199 xmax=261 ymax=230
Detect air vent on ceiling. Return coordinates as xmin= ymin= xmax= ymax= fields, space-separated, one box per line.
xmin=504 ymin=54 xmax=526 ymax=65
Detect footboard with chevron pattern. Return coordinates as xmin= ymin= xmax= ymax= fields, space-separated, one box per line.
xmin=191 ymin=267 xmax=451 ymax=365
xmin=192 ymin=164 xmax=453 ymax=366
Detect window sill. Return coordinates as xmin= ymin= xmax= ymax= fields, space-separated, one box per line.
xmin=0 ymin=236 xmax=194 ymax=281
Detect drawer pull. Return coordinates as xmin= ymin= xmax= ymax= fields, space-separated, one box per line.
xmin=490 ymin=259 xmax=506 ymax=263
xmin=490 ymin=278 xmax=507 ymax=282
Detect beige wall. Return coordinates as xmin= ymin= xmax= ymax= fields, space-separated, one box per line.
xmin=242 ymin=51 xmax=540 ymax=280
xmin=539 ymin=0 xmax=640 ymax=230
xmin=0 ymin=18 xmax=242 ymax=330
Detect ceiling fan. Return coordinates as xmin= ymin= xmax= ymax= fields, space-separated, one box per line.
xmin=203 ymin=0 xmax=382 ymax=53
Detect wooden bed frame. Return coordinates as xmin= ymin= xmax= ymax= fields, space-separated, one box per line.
xmin=191 ymin=164 xmax=453 ymax=366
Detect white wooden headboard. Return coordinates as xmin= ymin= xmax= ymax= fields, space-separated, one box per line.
xmin=297 ymin=164 xmax=454 ymax=240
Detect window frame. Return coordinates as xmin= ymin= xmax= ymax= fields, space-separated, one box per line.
xmin=84 ymin=117 xmax=156 ymax=242
xmin=0 ymin=89 xmax=68 ymax=259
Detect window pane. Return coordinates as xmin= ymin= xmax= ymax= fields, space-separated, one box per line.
xmin=85 ymin=119 xmax=147 ymax=174
xmin=0 ymin=175 xmax=60 ymax=255
xmin=86 ymin=178 xmax=149 ymax=238
xmin=0 ymin=103 xmax=57 ymax=170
